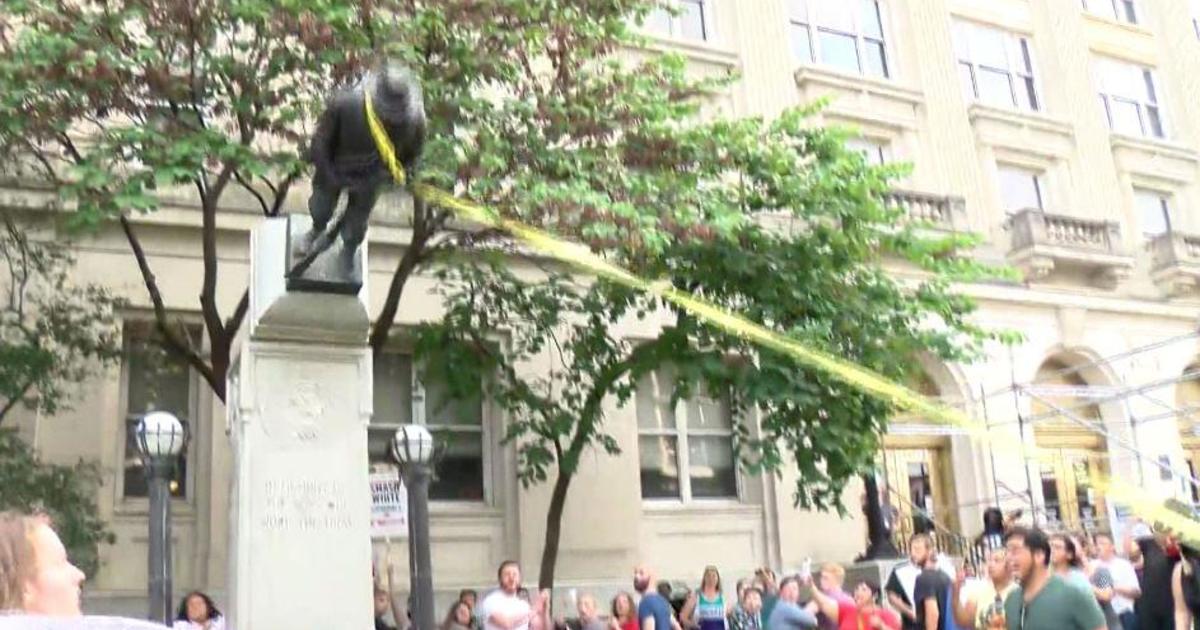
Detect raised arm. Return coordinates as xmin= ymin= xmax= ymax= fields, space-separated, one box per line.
xmin=808 ymin=587 xmax=839 ymax=621
xmin=950 ymin=575 xmax=977 ymax=628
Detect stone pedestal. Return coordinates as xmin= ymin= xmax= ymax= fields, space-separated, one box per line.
xmin=226 ymin=216 xmax=374 ymax=630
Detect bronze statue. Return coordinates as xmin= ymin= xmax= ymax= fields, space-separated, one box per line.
xmin=293 ymin=59 xmax=427 ymax=268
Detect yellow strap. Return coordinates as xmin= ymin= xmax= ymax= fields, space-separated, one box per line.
xmin=364 ymin=93 xmax=1200 ymax=545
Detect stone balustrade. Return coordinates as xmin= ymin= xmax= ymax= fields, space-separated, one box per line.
xmin=1006 ymin=208 xmax=1133 ymax=289
xmin=884 ymin=189 xmax=967 ymax=232
xmin=1149 ymin=231 xmax=1200 ymax=296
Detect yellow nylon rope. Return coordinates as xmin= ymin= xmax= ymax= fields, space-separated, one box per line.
xmin=364 ymin=94 xmax=1200 ymax=545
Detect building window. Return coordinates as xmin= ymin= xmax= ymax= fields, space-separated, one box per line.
xmin=998 ymin=165 xmax=1044 ymax=212
xmin=646 ymin=0 xmax=711 ymax=42
xmin=953 ymin=21 xmax=1039 ymax=111
xmin=636 ymin=365 xmax=737 ymax=501
xmin=121 ymin=321 xmax=196 ymax=499
xmin=845 ymin=137 xmax=889 ymax=166
xmin=1082 ymin=0 xmax=1138 ymax=24
xmin=372 ymin=353 xmax=485 ymax=502
xmin=788 ymin=0 xmax=890 ymax=79
xmin=1096 ymin=58 xmax=1164 ymax=138
xmin=1134 ymin=189 xmax=1173 ymax=238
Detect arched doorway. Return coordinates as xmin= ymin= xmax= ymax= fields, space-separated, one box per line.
xmin=1176 ymin=361 xmax=1200 ymax=504
xmin=1029 ymin=356 xmax=1109 ymax=532
xmin=884 ymin=366 xmax=962 ymax=541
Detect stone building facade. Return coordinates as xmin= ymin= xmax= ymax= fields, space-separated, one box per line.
xmin=7 ymin=0 xmax=1200 ymax=615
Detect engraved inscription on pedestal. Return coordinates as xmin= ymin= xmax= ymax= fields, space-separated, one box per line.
xmin=259 ymin=479 xmax=353 ymax=532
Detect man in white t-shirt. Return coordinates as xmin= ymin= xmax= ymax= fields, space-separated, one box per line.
xmin=482 ymin=560 xmax=533 ymax=630
xmin=1093 ymin=532 xmax=1140 ymax=630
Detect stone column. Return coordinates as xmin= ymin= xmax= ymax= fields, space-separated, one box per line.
xmin=225 ymin=216 xmax=374 ymax=630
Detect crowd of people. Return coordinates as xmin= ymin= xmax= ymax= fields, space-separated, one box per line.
xmin=10 ymin=507 xmax=1200 ymax=630
xmin=370 ymin=520 xmax=1200 ymax=630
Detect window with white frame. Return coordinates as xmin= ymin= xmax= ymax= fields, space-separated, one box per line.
xmin=1096 ymin=58 xmax=1164 ymax=138
xmin=646 ymin=0 xmax=712 ymax=42
xmin=997 ymin=164 xmax=1044 ymax=212
xmin=1082 ymin=0 xmax=1139 ymax=24
xmin=636 ymin=365 xmax=737 ymax=501
xmin=1134 ymin=188 xmax=1173 ymax=238
xmin=788 ymin=0 xmax=890 ymax=79
xmin=953 ymin=21 xmax=1039 ymax=111
xmin=845 ymin=137 xmax=889 ymax=166
xmin=120 ymin=320 xmax=198 ymax=499
xmin=372 ymin=353 xmax=486 ymax=502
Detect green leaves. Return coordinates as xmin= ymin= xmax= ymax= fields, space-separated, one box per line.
xmin=0 ymin=0 xmax=1014 ymax=537
xmin=0 ymin=428 xmax=113 ymax=577
xmin=0 ymin=214 xmax=125 ymax=424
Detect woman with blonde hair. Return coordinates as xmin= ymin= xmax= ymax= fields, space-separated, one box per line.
xmin=682 ymin=566 xmax=733 ymax=630
xmin=0 ymin=510 xmax=86 ymax=617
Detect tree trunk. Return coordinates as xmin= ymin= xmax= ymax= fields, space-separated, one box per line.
xmin=369 ymin=196 xmax=430 ymax=354
xmin=208 ymin=338 xmax=229 ymax=402
xmin=538 ymin=468 xmax=575 ymax=591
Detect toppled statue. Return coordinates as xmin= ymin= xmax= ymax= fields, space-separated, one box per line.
xmin=292 ymin=59 xmax=427 ymax=274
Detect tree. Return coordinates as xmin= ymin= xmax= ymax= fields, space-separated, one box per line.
xmin=413 ymin=262 xmax=680 ymax=589
xmin=415 ymin=114 xmax=1010 ymax=587
xmin=1 ymin=0 xmax=1012 ymax=588
xmin=0 ymin=0 xmax=719 ymax=402
xmin=0 ymin=428 xmax=114 ymax=577
xmin=0 ymin=212 xmax=124 ymax=426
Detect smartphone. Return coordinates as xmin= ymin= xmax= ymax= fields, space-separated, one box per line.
xmin=799 ymin=558 xmax=812 ymax=579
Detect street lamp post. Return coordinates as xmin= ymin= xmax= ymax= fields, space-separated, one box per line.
xmin=134 ymin=411 xmax=187 ymax=625
xmin=392 ymin=424 xmax=436 ymax=630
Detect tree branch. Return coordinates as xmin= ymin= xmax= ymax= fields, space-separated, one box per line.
xmin=369 ymin=193 xmax=434 ymax=353
xmin=119 ymin=215 xmax=217 ymax=391
xmin=197 ymin=163 xmax=236 ymax=349
xmin=562 ymin=334 xmax=677 ymax=470
xmin=19 ymin=139 xmax=63 ymax=186
xmin=225 ymin=288 xmax=250 ymax=344
xmin=233 ymin=169 xmax=270 ymax=215
xmin=267 ymin=171 xmax=300 ymax=217
xmin=0 ymin=377 xmax=37 ymax=427
xmin=2 ymin=216 xmax=22 ymax=314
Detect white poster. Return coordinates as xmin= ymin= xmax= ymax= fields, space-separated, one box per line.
xmin=370 ymin=468 xmax=408 ymax=538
